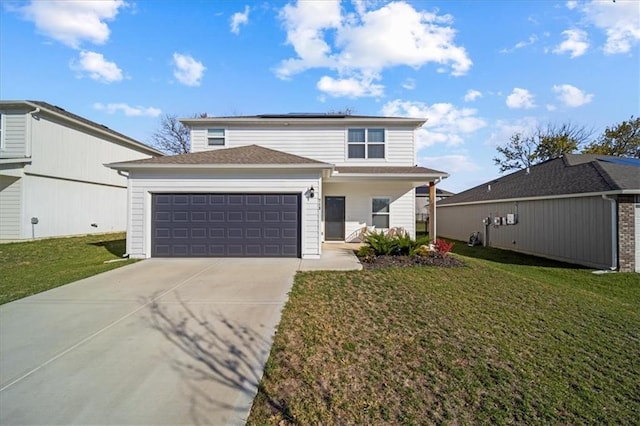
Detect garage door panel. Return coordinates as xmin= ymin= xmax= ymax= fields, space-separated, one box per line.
xmin=152 ymin=193 xmax=300 ymax=257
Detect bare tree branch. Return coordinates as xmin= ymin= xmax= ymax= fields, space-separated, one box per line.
xmin=150 ymin=113 xmax=208 ymax=155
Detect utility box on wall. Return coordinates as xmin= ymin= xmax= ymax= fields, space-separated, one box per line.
xmin=506 ymin=213 xmax=517 ymax=225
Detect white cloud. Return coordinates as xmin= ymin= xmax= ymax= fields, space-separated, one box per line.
xmin=17 ymin=0 xmax=126 ymax=49
xmin=277 ymin=1 xmax=471 ymax=98
xmin=230 ymin=5 xmax=250 ymax=34
xmin=578 ymin=0 xmax=640 ymax=54
xmin=317 ymin=75 xmax=384 ymax=97
xmin=93 ymin=102 xmax=161 ymax=117
xmin=172 ymin=53 xmax=206 ymax=87
xmin=464 ymin=89 xmax=482 ymax=102
xmin=382 ymin=99 xmax=487 ymax=149
xmin=553 ymin=29 xmax=589 ymax=58
xmin=546 ymin=104 xmax=557 ymax=111
xmin=420 ymin=154 xmax=480 ymax=173
xmin=566 ymin=1 xmax=578 ymax=10
xmin=402 ymin=78 xmax=416 ymax=90
xmin=506 ymin=88 xmax=536 ymax=109
xmin=70 ymin=50 xmax=123 ymax=83
xmin=485 ymin=117 xmax=539 ymax=148
xmin=552 ymin=84 xmax=594 ymax=107
xmin=500 ymin=34 xmax=538 ymax=53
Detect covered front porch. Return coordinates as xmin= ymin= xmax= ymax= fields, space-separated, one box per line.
xmin=319 ymin=166 xmax=448 ymax=243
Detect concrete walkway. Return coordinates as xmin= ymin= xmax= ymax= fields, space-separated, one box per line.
xmin=0 ymin=249 xmax=361 ymax=426
xmin=299 ymin=243 xmax=363 ymax=271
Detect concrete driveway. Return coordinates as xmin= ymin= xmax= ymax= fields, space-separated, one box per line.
xmin=0 ymin=258 xmax=301 ymax=425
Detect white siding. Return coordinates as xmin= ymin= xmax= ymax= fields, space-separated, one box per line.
xmin=1 ymin=111 xmax=28 ymax=158
xmin=0 ymin=176 xmax=22 ymax=240
xmin=28 ymin=113 xmax=153 ymax=187
xmin=323 ymin=182 xmax=416 ymax=241
xmin=190 ymin=125 xmax=416 ymax=166
xmin=127 ymin=169 xmax=322 ymax=259
xmin=21 ymin=174 xmax=128 ymax=239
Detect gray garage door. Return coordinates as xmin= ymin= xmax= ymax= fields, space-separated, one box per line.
xmin=152 ymin=193 xmax=301 ymax=257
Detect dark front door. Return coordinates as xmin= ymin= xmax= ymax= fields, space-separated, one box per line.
xmin=151 ymin=193 xmax=301 ymax=257
xmin=325 ymin=196 xmax=345 ymax=241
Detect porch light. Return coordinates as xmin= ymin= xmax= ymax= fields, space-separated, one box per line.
xmin=309 ymin=186 xmax=315 ymax=198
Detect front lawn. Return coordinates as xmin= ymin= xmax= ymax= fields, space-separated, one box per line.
xmin=0 ymin=233 xmax=136 ymax=305
xmin=248 ymin=246 xmax=640 ymax=424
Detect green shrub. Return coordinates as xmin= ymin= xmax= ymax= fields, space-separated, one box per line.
xmin=364 ymin=231 xmax=399 ymax=255
xmin=357 ymin=245 xmax=376 ymax=263
xmin=362 ymin=229 xmax=431 ymax=257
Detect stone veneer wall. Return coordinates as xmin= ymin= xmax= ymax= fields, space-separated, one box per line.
xmin=617 ymin=195 xmax=636 ymax=272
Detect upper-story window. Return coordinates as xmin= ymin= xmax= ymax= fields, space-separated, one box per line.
xmin=207 ymin=128 xmax=225 ymax=146
xmin=348 ymin=128 xmax=385 ymax=159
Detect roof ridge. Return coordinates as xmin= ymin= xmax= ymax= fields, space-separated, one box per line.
xmin=590 ymin=158 xmax=621 ymax=190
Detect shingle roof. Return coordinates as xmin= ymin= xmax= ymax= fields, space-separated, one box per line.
xmin=335 ymin=166 xmax=447 ymax=175
xmin=440 ymin=154 xmax=640 ymax=205
xmin=112 ymin=144 xmax=331 ymax=166
xmin=0 ymin=100 xmax=163 ymax=156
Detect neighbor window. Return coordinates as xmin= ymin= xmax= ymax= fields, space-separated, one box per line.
xmin=372 ymin=197 xmax=390 ymax=228
xmin=348 ymin=128 xmax=385 ymax=159
xmin=0 ymin=113 xmax=3 ymax=150
xmin=207 ymin=128 xmax=225 ymax=146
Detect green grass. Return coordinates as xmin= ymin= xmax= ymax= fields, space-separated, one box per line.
xmin=0 ymin=233 xmax=136 ymax=305
xmin=248 ymin=245 xmax=640 ymax=424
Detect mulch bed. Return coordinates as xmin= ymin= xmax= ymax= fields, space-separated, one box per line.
xmin=357 ymin=254 xmax=464 ymax=270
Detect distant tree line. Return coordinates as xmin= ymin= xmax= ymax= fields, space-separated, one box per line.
xmin=493 ymin=116 xmax=640 ymax=172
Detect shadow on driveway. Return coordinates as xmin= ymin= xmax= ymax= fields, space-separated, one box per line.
xmin=147 ymin=299 xmax=297 ymax=425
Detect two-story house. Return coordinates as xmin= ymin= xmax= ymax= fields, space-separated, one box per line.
xmin=0 ymin=100 xmax=163 ymax=241
xmin=108 ymin=114 xmax=448 ymax=259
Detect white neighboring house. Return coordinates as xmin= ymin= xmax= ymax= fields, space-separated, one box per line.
xmin=108 ymin=114 xmax=448 ymax=259
xmin=0 ymin=100 xmax=163 ymax=241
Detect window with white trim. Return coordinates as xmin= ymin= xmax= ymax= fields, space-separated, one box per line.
xmin=207 ymin=128 xmax=225 ymax=146
xmin=372 ymin=197 xmax=390 ymax=228
xmin=348 ymin=128 xmax=385 ymax=159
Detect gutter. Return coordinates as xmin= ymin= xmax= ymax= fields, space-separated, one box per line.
xmin=106 ymin=162 xmax=334 ymax=171
xmin=602 ymin=195 xmax=618 ymax=271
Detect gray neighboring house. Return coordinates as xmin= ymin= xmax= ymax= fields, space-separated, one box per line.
xmin=438 ymin=154 xmax=639 ymax=272
xmin=0 ymin=100 xmax=163 ymax=241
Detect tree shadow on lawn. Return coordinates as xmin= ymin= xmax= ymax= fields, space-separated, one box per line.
xmin=451 ymin=240 xmax=586 ymax=269
xmin=146 ymin=298 xmax=297 ymax=425
xmin=89 ymin=238 xmax=126 ymax=257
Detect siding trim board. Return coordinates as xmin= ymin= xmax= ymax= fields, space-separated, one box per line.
xmin=24 ymin=172 xmax=127 ymax=189
xmin=440 ymin=189 xmax=640 ymax=207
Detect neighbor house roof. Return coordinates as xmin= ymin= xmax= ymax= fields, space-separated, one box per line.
xmin=440 ymin=154 xmax=640 ymax=206
xmin=415 ymin=186 xmax=455 ymax=196
xmin=180 ymin=114 xmax=427 ymax=128
xmin=0 ymin=100 xmax=164 ymax=156
xmin=107 ymin=144 xmax=333 ymax=170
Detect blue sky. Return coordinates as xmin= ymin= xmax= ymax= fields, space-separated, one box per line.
xmin=1 ymin=0 xmax=638 ymax=192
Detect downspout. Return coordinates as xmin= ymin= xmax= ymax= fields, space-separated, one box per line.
xmin=26 ymin=107 xmax=40 ymax=158
xmin=602 ymin=195 xmax=618 ymax=271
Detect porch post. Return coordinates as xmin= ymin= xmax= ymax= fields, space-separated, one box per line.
xmin=428 ymin=181 xmax=436 ymax=240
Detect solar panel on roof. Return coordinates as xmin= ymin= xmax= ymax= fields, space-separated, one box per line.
xmin=600 ymin=157 xmax=640 ymax=167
